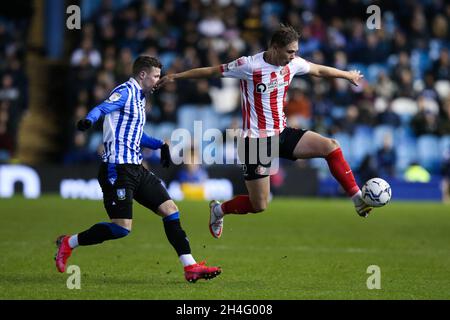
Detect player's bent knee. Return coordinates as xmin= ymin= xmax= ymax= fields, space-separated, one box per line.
xmin=330 ymin=138 xmax=340 ymax=149
xmin=325 ymin=138 xmax=340 ymax=155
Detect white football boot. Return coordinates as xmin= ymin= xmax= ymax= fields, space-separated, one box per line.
xmin=209 ymin=200 xmax=224 ymax=238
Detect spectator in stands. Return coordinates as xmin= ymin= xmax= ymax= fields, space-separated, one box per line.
xmin=377 ymin=101 xmax=401 ymax=127
xmin=392 ymin=51 xmax=412 ymax=83
xmin=411 ymin=96 xmax=439 ymax=136
xmin=0 ymin=106 xmax=14 ymax=161
xmin=374 ymin=72 xmax=397 ymax=100
xmin=63 ymin=131 xmax=98 ymax=165
xmin=357 ymin=154 xmax=379 ymax=187
xmin=356 ymin=85 xmax=377 ymax=126
xmin=336 ymin=104 xmax=359 ymax=135
xmin=421 ymin=72 xmax=441 ymax=109
xmin=441 ymin=149 xmax=450 ymax=203
xmin=70 ymin=37 xmax=102 ymax=68
xmin=432 ymin=48 xmax=450 ymax=81
xmin=284 ymin=87 xmax=312 ymax=129
xmin=438 ymin=98 xmax=450 ymax=136
xmin=404 ymin=162 xmax=431 ymax=183
xmin=396 ymin=69 xmax=415 ymax=98
xmin=376 ymin=134 xmax=397 ymax=177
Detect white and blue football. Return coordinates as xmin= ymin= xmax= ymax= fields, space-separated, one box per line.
xmin=362 ymin=178 xmax=392 ymax=207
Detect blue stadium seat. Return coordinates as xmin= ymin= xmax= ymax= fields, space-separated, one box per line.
xmin=178 ymin=105 xmax=199 ymax=134
xmin=417 ymin=135 xmax=441 ymax=173
xmin=395 ymin=138 xmax=417 ymax=174
xmin=159 ymin=52 xmax=177 ymax=69
xmin=261 ymin=2 xmax=284 ymax=25
xmin=178 ymin=104 xmax=219 ymax=135
xmin=411 ymin=49 xmax=431 ymax=79
xmin=88 ymin=132 xmax=103 ymax=153
xmin=330 ymin=105 xmax=346 ymax=120
xmin=154 ymin=122 xmax=176 ymax=142
xmin=394 ymin=126 xmax=415 ymax=145
xmin=439 ymin=135 xmax=450 ymax=157
xmin=351 ymin=126 xmax=375 ymax=167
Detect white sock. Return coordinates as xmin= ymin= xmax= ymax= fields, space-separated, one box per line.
xmin=213 ymin=203 xmax=224 ymax=217
xmin=179 ymin=254 xmax=196 ymax=267
xmin=68 ymin=234 xmax=79 ymax=249
xmin=351 ymin=190 xmax=363 ymax=205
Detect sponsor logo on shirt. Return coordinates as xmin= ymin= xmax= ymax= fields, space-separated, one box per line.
xmin=256 ymin=79 xmax=289 ymax=93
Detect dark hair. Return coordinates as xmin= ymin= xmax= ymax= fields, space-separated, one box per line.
xmin=132 ymin=56 xmax=162 ymax=76
xmin=269 ymin=24 xmax=300 ymax=48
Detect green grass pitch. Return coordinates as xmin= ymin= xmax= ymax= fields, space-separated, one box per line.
xmin=1 ymin=195 xmax=449 ymax=299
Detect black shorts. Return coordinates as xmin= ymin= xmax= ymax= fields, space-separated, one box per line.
xmin=239 ymin=127 xmax=308 ymax=181
xmin=97 ymin=163 xmax=171 ymax=219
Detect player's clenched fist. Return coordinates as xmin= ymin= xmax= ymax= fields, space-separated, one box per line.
xmin=77 ymin=119 xmax=92 ymax=131
xmin=160 ymin=143 xmax=172 ymax=168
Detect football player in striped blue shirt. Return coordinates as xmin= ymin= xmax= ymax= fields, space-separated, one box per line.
xmin=55 ymin=56 xmax=221 ymax=283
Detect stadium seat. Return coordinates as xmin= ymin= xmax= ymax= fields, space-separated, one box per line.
xmin=417 ymin=135 xmax=441 ymax=173
xmin=330 ymin=105 xmax=347 ymax=120
xmin=351 ymin=126 xmax=375 ymax=167
xmin=155 ymin=122 xmax=176 ymax=142
xmin=178 ymin=104 xmax=219 ymax=135
xmin=439 ymin=135 xmax=450 ymax=158
xmin=411 ymin=49 xmax=431 ymax=79
xmin=394 ymin=126 xmax=416 ymax=174
xmin=178 ymin=105 xmax=200 ymax=134
xmin=159 ymin=52 xmax=177 ymax=69
xmin=394 ymin=125 xmax=415 ymax=145
xmin=87 ymin=132 xmax=103 ymax=153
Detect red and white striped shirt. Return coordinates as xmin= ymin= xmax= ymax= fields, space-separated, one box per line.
xmin=221 ymin=52 xmax=310 ymax=138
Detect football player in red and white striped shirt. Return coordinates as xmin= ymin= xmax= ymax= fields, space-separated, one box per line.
xmin=156 ymin=25 xmax=372 ymax=239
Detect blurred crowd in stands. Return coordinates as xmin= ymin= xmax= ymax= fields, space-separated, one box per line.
xmin=1 ymin=0 xmax=450 ymax=189
xmin=0 ymin=14 xmax=28 ymax=162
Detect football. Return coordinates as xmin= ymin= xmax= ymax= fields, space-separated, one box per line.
xmin=361 ymin=178 xmax=392 ymax=207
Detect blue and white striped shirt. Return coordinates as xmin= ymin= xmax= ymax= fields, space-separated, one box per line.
xmin=86 ymin=77 xmax=163 ymax=164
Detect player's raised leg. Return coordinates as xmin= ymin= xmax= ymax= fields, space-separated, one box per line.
xmin=55 ymin=219 xmax=131 ymax=273
xmin=292 ymin=131 xmax=372 ymax=217
xmin=209 ymin=176 xmax=270 ymax=238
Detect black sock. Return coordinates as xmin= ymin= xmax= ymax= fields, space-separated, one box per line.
xmin=78 ymin=222 xmax=130 ymax=246
xmin=163 ymin=218 xmax=191 ymax=256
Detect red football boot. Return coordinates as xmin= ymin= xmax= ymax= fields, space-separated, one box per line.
xmin=55 ymin=235 xmax=72 ymax=273
xmin=184 ymin=261 xmax=222 ymax=283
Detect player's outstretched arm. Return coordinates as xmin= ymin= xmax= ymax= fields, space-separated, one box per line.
xmin=308 ymin=62 xmax=363 ymax=86
xmin=77 ymin=88 xmax=128 ymax=131
xmin=156 ymin=66 xmax=222 ymax=89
